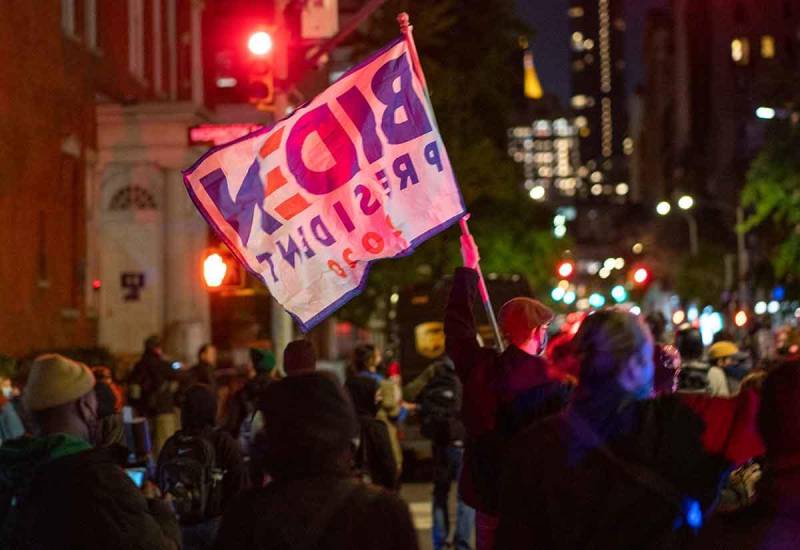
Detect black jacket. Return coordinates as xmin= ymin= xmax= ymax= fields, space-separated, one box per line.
xmin=497 ymin=391 xmax=728 ymax=549
xmin=346 ymin=376 xmax=398 ymax=490
xmin=214 ymin=477 xmax=418 ymax=550
xmin=1 ymin=436 xmax=180 ymax=550
xmin=445 ymin=267 xmax=570 ymax=512
xmin=129 ymin=351 xmax=177 ymax=416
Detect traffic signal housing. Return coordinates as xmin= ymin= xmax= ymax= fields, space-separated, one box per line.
xmin=203 ymin=247 xmax=245 ymax=291
xmin=246 ymin=27 xmax=276 ymax=110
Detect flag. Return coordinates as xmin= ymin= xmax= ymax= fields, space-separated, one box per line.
xmin=183 ymin=37 xmax=465 ymax=331
xmin=523 ymin=50 xmax=543 ymax=100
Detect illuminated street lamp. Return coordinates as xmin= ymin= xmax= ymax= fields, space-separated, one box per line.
xmin=677 ymin=195 xmax=694 ymax=210
xmin=656 ymin=201 xmax=671 ymax=216
xmin=755 ymin=106 xmax=776 ymax=120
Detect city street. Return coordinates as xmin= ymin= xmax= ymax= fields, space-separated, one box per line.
xmin=401 ymin=482 xmax=475 ymax=550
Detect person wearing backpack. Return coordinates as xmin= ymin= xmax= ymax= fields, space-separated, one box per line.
xmin=0 ymin=354 xmax=180 ymax=550
xmin=410 ymin=356 xmax=474 ymax=550
xmin=214 ymin=372 xmax=418 ymax=550
xmin=446 ymin=233 xmax=570 ymax=550
xmin=158 ymin=384 xmax=248 ymax=550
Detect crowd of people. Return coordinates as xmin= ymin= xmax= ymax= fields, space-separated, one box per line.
xmin=0 ymin=230 xmax=798 ymax=549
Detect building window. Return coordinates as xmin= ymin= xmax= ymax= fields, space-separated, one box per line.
xmin=128 ymin=0 xmax=145 ymax=78
xmin=568 ymin=6 xmax=584 ymax=18
xmin=109 ymin=186 xmax=157 ymax=211
xmin=61 ymin=0 xmax=76 ymax=35
xmin=761 ymin=35 xmax=776 ymax=58
xmin=731 ymin=37 xmax=750 ymax=65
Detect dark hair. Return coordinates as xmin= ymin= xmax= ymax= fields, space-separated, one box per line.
xmin=675 ymin=327 xmax=704 ymax=360
xmin=144 ymin=335 xmax=161 ymax=352
xmin=645 ymin=312 xmax=666 ymax=342
xmin=180 ymin=384 xmax=217 ymax=432
xmin=197 ymin=343 xmax=213 ymax=361
xmin=573 ymin=310 xmax=651 ymax=385
xmin=352 ymin=344 xmax=377 ymax=373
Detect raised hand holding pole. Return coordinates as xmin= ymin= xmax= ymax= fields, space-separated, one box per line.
xmin=459 ymin=215 xmax=505 ymax=352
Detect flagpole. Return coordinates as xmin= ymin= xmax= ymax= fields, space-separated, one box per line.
xmin=459 ymin=217 xmax=505 ymax=352
xmin=396 ymin=12 xmax=427 ymax=90
xmin=397 ymin=13 xmax=504 ymax=352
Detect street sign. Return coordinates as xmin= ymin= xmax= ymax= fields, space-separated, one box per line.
xmin=188 ymin=124 xmax=263 ymax=147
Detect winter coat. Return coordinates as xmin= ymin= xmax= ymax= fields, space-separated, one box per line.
xmin=496 ymin=389 xmax=729 ymax=550
xmin=445 ymin=267 xmax=570 ymax=513
xmin=214 ymin=477 xmax=418 ymax=550
xmin=0 ymin=433 xmax=180 ymax=550
xmin=129 ymin=351 xmax=178 ymax=416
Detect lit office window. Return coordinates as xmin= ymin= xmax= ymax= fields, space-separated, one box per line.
xmin=761 ymin=35 xmax=776 ymax=58
xmin=731 ymin=37 xmax=750 ymax=65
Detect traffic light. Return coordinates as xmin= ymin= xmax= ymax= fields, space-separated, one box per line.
xmin=631 ymin=266 xmax=650 ymax=286
xmin=557 ymin=260 xmax=575 ymax=279
xmin=247 ymin=27 xmax=276 ymax=110
xmin=203 ymin=248 xmax=245 ymax=291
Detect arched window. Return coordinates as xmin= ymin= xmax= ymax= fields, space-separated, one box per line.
xmin=108 ymin=185 xmax=157 ymax=211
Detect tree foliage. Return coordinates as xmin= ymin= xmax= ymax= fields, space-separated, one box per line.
xmin=333 ymin=0 xmax=565 ymax=326
xmin=741 ymin=124 xmax=800 ymax=277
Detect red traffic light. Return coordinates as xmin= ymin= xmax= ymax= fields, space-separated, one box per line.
xmin=632 ymin=267 xmax=650 ymax=285
xmin=557 ymin=260 xmax=575 ymax=279
xmin=247 ymin=31 xmax=273 ymax=56
xmin=203 ymin=248 xmax=245 ymax=291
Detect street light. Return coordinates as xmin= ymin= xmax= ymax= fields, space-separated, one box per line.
xmin=677 ymin=195 xmax=694 ymax=210
xmin=755 ymin=106 xmax=776 ymax=120
xmin=656 ymin=201 xmax=671 ymax=216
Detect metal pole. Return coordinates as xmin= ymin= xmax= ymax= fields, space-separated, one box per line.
xmin=459 ymin=217 xmax=505 ymax=352
xmin=683 ymin=213 xmax=699 ymax=256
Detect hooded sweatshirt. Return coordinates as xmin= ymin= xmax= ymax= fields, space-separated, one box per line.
xmin=0 ymin=433 xmax=180 ymax=550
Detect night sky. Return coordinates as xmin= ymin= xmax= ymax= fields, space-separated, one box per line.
xmin=516 ymin=0 xmax=667 ymax=104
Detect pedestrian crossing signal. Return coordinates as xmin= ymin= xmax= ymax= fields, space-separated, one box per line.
xmin=203 ymin=248 xmax=245 ymax=291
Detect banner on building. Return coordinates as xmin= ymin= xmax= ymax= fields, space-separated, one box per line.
xmin=183 ymin=37 xmax=465 ymax=331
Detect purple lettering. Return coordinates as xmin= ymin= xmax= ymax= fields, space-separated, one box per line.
xmin=424 ymin=141 xmax=444 ymax=172
xmin=393 ymin=154 xmax=419 ymax=190
xmin=337 ymin=86 xmax=383 ymax=164
xmin=286 ymin=104 xmax=359 ymax=195
xmin=355 ymin=184 xmax=381 ymax=215
xmin=371 ymin=54 xmax=433 ymax=144
xmin=276 ymin=236 xmax=303 ymax=268
xmin=256 ymin=252 xmax=279 ymax=283
xmin=296 ymin=226 xmax=316 ymax=259
xmin=310 ymin=215 xmax=336 ymax=246
xmin=333 ymin=201 xmax=356 ymax=233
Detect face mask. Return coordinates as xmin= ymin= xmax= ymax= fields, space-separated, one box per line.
xmin=1 ymin=387 xmax=12 ymax=398
xmin=538 ymin=331 xmax=549 ymax=356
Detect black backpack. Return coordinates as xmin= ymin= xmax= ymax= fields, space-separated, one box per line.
xmin=678 ymin=362 xmax=711 ymax=393
xmin=418 ymin=365 xmax=462 ymax=444
xmin=157 ymin=430 xmax=223 ymax=524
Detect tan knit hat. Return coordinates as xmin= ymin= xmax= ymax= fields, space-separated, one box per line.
xmin=24 ymin=354 xmax=95 ymax=412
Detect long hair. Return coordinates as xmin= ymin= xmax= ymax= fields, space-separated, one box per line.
xmin=573 ymin=310 xmax=652 ymax=387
